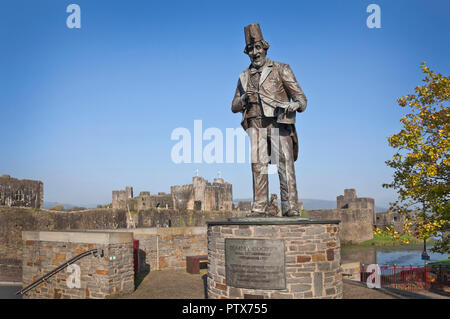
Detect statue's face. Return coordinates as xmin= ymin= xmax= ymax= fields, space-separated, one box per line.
xmin=247 ymin=41 xmax=266 ymax=68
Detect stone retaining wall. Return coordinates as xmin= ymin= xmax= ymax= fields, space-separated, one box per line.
xmin=0 ymin=207 xmax=244 ymax=280
xmin=21 ymin=231 xmax=134 ymax=299
xmin=111 ymin=227 xmax=208 ymax=273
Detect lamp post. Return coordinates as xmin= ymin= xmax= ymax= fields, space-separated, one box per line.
xmin=420 ymin=203 xmax=430 ymax=261
xmin=421 ymin=239 xmax=430 ymax=260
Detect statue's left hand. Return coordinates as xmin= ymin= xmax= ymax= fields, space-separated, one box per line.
xmin=286 ymin=102 xmax=300 ymax=112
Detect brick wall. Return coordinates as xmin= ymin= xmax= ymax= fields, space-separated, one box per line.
xmin=21 ymin=231 xmax=134 ymax=299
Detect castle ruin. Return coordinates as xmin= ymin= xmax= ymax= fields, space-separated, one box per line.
xmin=306 ymin=189 xmax=375 ymax=243
xmin=171 ymin=176 xmax=232 ymax=211
xmin=375 ymin=211 xmax=404 ymax=233
xmin=337 ymin=188 xmax=376 ymax=224
xmin=375 ymin=210 xmax=419 ymax=234
xmin=112 ymin=186 xmax=134 ymax=209
xmin=112 ymin=186 xmax=173 ymax=211
xmin=112 ymin=176 xmax=232 ymax=212
xmin=0 ymin=175 xmax=43 ymax=209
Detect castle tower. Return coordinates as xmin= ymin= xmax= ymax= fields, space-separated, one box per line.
xmin=336 ymin=188 xmax=375 ymax=225
xmin=112 ymin=186 xmax=134 ymax=210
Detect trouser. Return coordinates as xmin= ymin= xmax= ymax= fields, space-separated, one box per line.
xmin=247 ymin=117 xmax=299 ymax=215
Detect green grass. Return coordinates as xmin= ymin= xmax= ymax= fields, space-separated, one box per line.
xmin=428 ymin=258 xmax=450 ymax=267
xmin=358 ymin=233 xmax=430 ymax=247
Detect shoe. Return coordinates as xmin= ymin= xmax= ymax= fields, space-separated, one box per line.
xmin=283 ymin=210 xmax=300 ymax=217
xmin=246 ymin=211 xmax=267 ymax=217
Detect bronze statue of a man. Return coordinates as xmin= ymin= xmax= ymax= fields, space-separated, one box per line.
xmin=232 ymin=24 xmax=307 ymax=217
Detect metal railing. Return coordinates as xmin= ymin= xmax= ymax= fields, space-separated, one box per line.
xmin=361 ymin=263 xmax=449 ymax=292
xmin=16 ymin=248 xmax=104 ymax=296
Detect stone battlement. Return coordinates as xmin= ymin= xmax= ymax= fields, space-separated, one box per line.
xmin=0 ymin=174 xmax=43 ymax=209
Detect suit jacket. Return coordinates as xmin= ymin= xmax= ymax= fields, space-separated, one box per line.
xmin=231 ymin=59 xmax=307 ymax=161
xmin=232 ymin=59 xmax=307 ymax=125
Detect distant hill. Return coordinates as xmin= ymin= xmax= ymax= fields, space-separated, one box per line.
xmin=43 ymin=202 xmax=97 ymax=210
xmin=234 ymin=198 xmax=387 ymax=212
xmin=43 ymin=202 xmax=76 ymax=210
xmin=301 ymin=199 xmax=336 ymax=210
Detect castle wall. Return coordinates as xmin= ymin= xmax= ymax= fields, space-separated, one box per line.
xmin=0 ymin=175 xmax=43 ymax=209
xmin=305 ymin=209 xmax=373 ymax=244
xmin=375 ymin=212 xmax=411 ymax=234
xmin=237 ymin=201 xmax=252 ymax=211
xmin=136 ymin=208 xmax=245 ymax=228
xmin=204 ymin=186 xmax=216 ymax=211
xmin=150 ymin=193 xmax=173 ymax=209
xmin=135 ymin=193 xmax=173 ymax=211
xmin=192 ymin=176 xmax=207 ymax=209
xmin=171 ymin=184 xmax=194 ymax=210
xmin=337 ymin=188 xmax=375 ymax=225
xmin=113 ymin=177 xmax=232 ymax=213
xmin=0 ymin=206 xmax=245 ymax=281
xmin=112 ymin=187 xmax=133 ymax=210
xmin=211 ymin=180 xmax=233 ymax=211
xmin=171 ymin=176 xmax=232 ymax=211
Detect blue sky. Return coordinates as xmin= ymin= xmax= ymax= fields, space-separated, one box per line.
xmin=0 ymin=0 xmax=449 ymax=207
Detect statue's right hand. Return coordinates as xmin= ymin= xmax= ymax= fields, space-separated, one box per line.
xmin=240 ymin=92 xmax=249 ymax=107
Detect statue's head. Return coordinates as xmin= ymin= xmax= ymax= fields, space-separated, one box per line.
xmin=244 ymin=24 xmax=270 ymax=68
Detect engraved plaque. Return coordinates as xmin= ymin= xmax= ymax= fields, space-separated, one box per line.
xmin=225 ymin=238 xmax=285 ymax=289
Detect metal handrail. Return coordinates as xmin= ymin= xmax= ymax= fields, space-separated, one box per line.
xmin=16 ymin=248 xmax=104 ymax=295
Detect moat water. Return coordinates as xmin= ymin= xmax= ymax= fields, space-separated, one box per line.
xmin=341 ymin=245 xmax=449 ymax=266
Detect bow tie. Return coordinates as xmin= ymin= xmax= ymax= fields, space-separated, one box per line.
xmin=250 ymin=68 xmax=262 ymax=75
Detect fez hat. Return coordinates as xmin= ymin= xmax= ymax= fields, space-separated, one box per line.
xmin=244 ymin=24 xmax=264 ymax=45
xmin=244 ymin=24 xmax=269 ymax=53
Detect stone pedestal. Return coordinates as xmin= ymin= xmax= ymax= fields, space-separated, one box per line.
xmin=207 ymin=217 xmax=342 ymax=299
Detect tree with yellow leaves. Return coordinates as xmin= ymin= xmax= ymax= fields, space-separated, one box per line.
xmin=383 ymin=63 xmax=449 ymax=253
